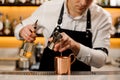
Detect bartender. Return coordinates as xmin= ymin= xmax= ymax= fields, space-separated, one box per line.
xmin=15 ymin=0 xmax=112 ymax=71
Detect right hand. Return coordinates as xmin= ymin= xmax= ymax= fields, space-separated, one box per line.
xmin=20 ymin=24 xmax=37 ymax=42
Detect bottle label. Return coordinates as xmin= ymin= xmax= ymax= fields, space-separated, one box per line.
xmin=117 ymin=27 xmax=120 ymax=33
xmin=4 ymin=28 xmax=11 ymax=35
xmin=0 ymin=22 xmax=3 ymax=30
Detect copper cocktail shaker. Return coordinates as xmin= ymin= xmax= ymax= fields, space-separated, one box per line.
xmin=54 ymin=53 xmax=76 ymax=75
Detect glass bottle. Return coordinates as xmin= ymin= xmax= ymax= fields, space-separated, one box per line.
xmin=115 ymin=17 xmax=120 ymax=37
xmin=0 ymin=13 xmax=3 ymax=36
xmin=35 ymin=42 xmax=44 ymax=62
xmin=29 ymin=42 xmax=44 ymax=71
xmin=25 ymin=0 xmax=31 ymax=5
xmin=104 ymin=0 xmax=109 ymax=6
xmin=110 ymin=0 xmax=117 ymax=6
xmin=40 ymin=0 xmax=46 ymax=4
xmin=116 ymin=0 xmax=120 ymax=6
xmin=24 ymin=42 xmax=35 ymax=59
xmin=4 ymin=0 xmax=9 ymax=4
xmin=19 ymin=0 xmax=26 ymax=5
xmin=1 ymin=0 xmax=5 ymax=4
xmin=31 ymin=0 xmax=36 ymax=5
xmin=36 ymin=0 xmax=40 ymax=5
xmin=11 ymin=19 xmax=17 ymax=36
xmin=8 ymin=0 xmax=15 ymax=4
xmin=3 ymin=15 xmax=11 ymax=36
xmin=0 ymin=0 xmax=2 ymax=4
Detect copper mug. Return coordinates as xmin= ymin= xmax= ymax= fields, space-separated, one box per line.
xmin=54 ymin=53 xmax=76 ymax=75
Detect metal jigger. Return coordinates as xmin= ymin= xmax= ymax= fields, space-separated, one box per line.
xmin=48 ymin=29 xmax=62 ymax=50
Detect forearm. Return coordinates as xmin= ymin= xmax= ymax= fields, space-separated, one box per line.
xmin=14 ymin=24 xmax=24 ymax=40
xmin=14 ymin=17 xmax=37 ymax=40
xmin=76 ymin=44 xmax=107 ymax=68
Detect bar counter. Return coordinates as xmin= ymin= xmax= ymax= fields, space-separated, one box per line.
xmin=0 ymin=71 xmax=120 ymax=80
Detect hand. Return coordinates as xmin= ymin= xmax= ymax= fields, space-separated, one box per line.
xmin=49 ymin=32 xmax=80 ymax=55
xmin=20 ymin=24 xmax=37 ymax=42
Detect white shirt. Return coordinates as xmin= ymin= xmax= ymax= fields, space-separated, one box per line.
xmin=15 ymin=0 xmax=113 ymax=68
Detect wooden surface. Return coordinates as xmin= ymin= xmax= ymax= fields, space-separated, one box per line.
xmin=0 ymin=37 xmax=45 ymax=48
xmin=0 ymin=6 xmax=38 ymax=21
xmin=0 ymin=37 xmax=119 ymax=48
xmin=0 ymin=57 xmax=19 ymax=61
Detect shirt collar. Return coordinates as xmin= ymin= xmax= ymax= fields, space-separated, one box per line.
xmin=64 ymin=1 xmax=89 ymax=20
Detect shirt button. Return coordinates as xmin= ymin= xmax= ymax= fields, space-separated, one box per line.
xmin=86 ymin=35 xmax=89 ymax=38
xmin=86 ymin=31 xmax=89 ymax=34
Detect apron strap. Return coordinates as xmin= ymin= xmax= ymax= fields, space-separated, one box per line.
xmin=87 ymin=9 xmax=91 ymax=29
xmin=94 ymin=47 xmax=108 ymax=55
xmin=50 ymin=3 xmax=64 ymax=37
xmin=57 ymin=3 xmax=64 ymax=26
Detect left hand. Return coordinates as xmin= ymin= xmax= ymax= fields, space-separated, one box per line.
xmin=49 ymin=32 xmax=80 ymax=55
xmin=20 ymin=24 xmax=37 ymax=42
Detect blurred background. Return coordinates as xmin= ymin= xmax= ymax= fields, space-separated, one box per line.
xmin=0 ymin=0 xmax=119 ymax=71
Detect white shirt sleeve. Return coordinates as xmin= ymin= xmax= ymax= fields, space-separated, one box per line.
xmin=76 ymin=44 xmax=107 ymax=68
xmin=14 ymin=5 xmax=44 ymax=40
xmin=76 ymin=6 xmax=112 ymax=68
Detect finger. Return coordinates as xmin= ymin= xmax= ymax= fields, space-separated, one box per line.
xmin=30 ymin=32 xmax=37 ymax=38
xmin=60 ymin=32 xmax=71 ymax=46
xmin=61 ymin=37 xmax=69 ymax=45
xmin=25 ymin=36 xmax=35 ymax=42
xmin=22 ymin=31 xmax=35 ymax=42
xmin=27 ymin=37 xmax=35 ymax=42
xmin=60 ymin=32 xmax=69 ymax=41
xmin=58 ymin=40 xmax=71 ymax=52
xmin=25 ymin=32 xmax=36 ymax=42
xmin=53 ymin=38 xmax=68 ymax=51
xmin=53 ymin=42 xmax=61 ymax=52
xmin=53 ymin=39 xmax=70 ymax=52
xmin=24 ymin=27 xmax=33 ymax=36
xmin=20 ymin=27 xmax=31 ymax=38
xmin=48 ymin=37 xmax=53 ymax=42
xmin=59 ymin=44 xmax=71 ymax=52
xmin=21 ymin=32 xmax=27 ymax=40
xmin=53 ymin=32 xmax=70 ymax=52
xmin=19 ymin=25 xmax=35 ymax=42
xmin=28 ymin=25 xmax=35 ymax=32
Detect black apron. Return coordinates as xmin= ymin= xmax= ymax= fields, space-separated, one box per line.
xmin=39 ymin=4 xmax=92 ymax=71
